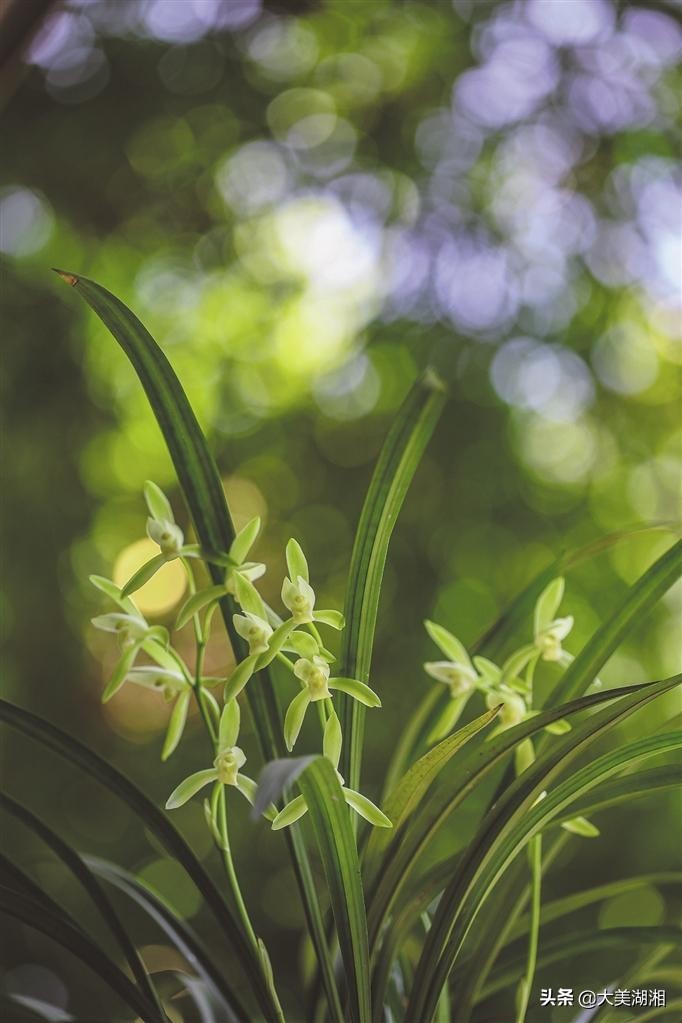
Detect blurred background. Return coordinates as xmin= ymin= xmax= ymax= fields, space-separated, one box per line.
xmin=1 ymin=0 xmax=680 ymax=1019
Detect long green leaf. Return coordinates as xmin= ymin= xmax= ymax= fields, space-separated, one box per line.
xmin=367 ymin=682 xmax=657 ymax=949
xmin=482 ymin=927 xmax=682 ymax=1001
xmin=55 ymin=270 xmax=232 ymax=554
xmin=0 ymin=794 xmax=166 ymax=1021
xmin=546 ymin=539 xmax=682 ymax=707
xmin=364 ymin=706 xmax=498 ymax=880
xmin=85 ymin=856 xmax=241 ymax=1021
xmin=0 ymin=886 xmax=160 ymax=1021
xmin=554 ymin=763 xmax=682 ymax=822
xmin=0 ymin=852 xmax=71 ymax=925
xmin=339 ymin=369 xmax=447 ymax=791
xmin=455 ymin=763 xmax=682 ymax=1020
xmin=508 ymin=871 xmax=682 ymax=945
xmin=441 ymin=832 xmax=570 ymax=1023
xmin=0 ymin=698 xmax=262 ymax=1023
xmin=58 ymin=270 xmax=343 ymax=1023
xmin=405 ymin=677 xmax=681 ymax=1022
xmin=296 ymin=757 xmax=372 ymax=1023
xmin=54 ymin=270 xmax=283 ymax=755
xmin=0 ymin=993 xmax=74 ymax=1021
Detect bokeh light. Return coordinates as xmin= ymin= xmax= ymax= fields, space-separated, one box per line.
xmin=113 ymin=538 xmax=186 ymax=615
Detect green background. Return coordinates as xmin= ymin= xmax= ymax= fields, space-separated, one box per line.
xmin=1 ymin=0 xmax=680 ymax=1019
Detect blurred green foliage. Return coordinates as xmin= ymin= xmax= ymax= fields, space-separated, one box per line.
xmin=1 ymin=0 xmax=680 ymax=1017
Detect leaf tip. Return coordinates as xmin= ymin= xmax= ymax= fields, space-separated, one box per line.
xmin=52 ymin=268 xmax=79 ymax=287
xmin=423 ymin=365 xmax=448 ymax=394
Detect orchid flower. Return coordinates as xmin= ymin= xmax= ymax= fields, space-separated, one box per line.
xmin=165 ymin=701 xmax=276 ymax=821
xmin=271 ymin=709 xmax=391 ymax=831
xmin=283 ymin=656 xmax=380 ymax=752
xmin=280 ymin=539 xmax=345 ymax=630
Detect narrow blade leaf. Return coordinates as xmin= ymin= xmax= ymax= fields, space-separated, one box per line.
xmin=296 ymin=757 xmax=372 ymax=1023
xmin=0 ymin=698 xmax=268 ymax=1023
xmin=86 ymin=856 xmax=243 ymax=1021
xmin=339 ymin=369 xmax=447 ymax=791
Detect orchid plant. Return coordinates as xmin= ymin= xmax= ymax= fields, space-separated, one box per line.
xmin=5 ymin=271 xmax=678 ymax=1023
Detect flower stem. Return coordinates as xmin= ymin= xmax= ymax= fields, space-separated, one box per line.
xmin=216 ymin=786 xmax=258 ymax=947
xmin=181 ymin=557 xmax=217 ymax=743
xmin=215 ymin=787 xmax=286 ymax=1023
xmin=516 ymin=659 xmax=541 ymax=1023
xmin=516 ymin=832 xmax=542 ymax=1023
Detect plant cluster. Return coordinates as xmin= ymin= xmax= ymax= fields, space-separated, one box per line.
xmin=1 ymin=271 xmax=679 ymax=1023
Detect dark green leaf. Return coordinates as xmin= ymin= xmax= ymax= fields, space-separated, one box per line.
xmin=482 ymin=927 xmax=682 ymax=1001
xmin=86 ymin=857 xmax=241 ymax=1021
xmin=0 ymin=794 xmax=165 ymax=1020
xmin=364 ymin=706 xmax=499 ymax=881
xmin=367 ymin=682 xmax=657 ymax=950
xmin=508 ymin=871 xmax=682 ymax=945
xmin=0 ymin=886 xmax=160 ymax=1021
xmin=296 ymin=757 xmax=372 ymax=1023
xmin=405 ymin=677 xmax=681 ymax=1022
xmin=546 ymin=539 xmax=682 ymax=707
xmin=0 ymin=698 xmax=265 ymax=1023
xmin=557 ymin=763 xmax=682 ymax=821
xmin=253 ymin=756 xmax=316 ymax=819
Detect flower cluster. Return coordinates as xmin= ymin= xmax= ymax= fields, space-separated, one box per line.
xmin=91 ymin=483 xmax=390 ymax=834
xmin=423 ymin=577 xmax=598 ymax=838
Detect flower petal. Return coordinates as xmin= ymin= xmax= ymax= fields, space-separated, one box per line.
xmin=175 ymin=585 xmax=227 ymax=630
xmin=166 ymin=769 xmax=219 ymax=810
xmin=328 ymin=677 xmax=381 ymax=707
xmin=500 ymin=645 xmax=537 ymax=683
xmin=146 ymin=518 xmax=184 ymax=556
xmin=102 ymin=641 xmax=143 ymax=702
xmin=120 ymin=552 xmax=168 ymax=597
xmin=472 ymin=656 xmax=501 ymax=686
xmin=223 ymin=655 xmax=258 ymax=703
xmin=271 ymin=795 xmax=308 ymax=831
xmin=544 ymin=718 xmax=571 ymax=735
xmin=425 ymin=694 xmax=469 ymax=745
xmin=284 ymin=689 xmax=311 ymax=751
xmin=229 ymin=516 xmax=261 ymax=565
xmin=425 ymin=620 xmax=472 ymax=668
xmin=144 ymin=480 xmax=174 ymax=523
xmin=219 ymin=699 xmax=240 ymax=751
xmin=282 ymin=630 xmax=319 ymax=659
xmin=258 ymin=619 xmax=296 ymax=668
xmin=161 ymin=690 xmax=191 ymax=761
xmin=313 ymin=609 xmax=345 ymax=630
xmin=342 ymin=788 xmax=392 ymax=828
xmin=234 ymin=572 xmax=267 ymax=619
xmin=323 ymin=709 xmax=343 ymax=770
xmin=561 ymin=816 xmax=600 ymax=838
xmin=89 ymin=575 xmax=137 ymax=614
xmin=533 ymin=577 xmax=565 ymax=636
xmin=285 ymin=538 xmax=309 ymax=584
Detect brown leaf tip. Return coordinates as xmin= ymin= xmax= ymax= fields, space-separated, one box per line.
xmin=52 ymin=268 xmax=79 ymax=286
